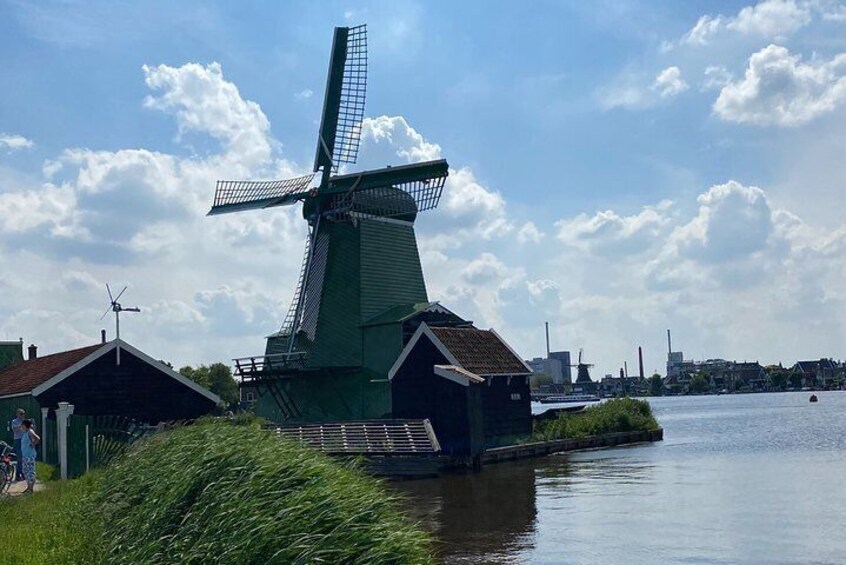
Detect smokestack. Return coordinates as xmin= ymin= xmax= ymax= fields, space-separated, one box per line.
xmin=639 ymin=346 xmax=645 ymax=379
xmin=619 ymin=367 xmax=624 ymax=379
xmin=545 ymin=322 xmax=550 ymax=358
xmin=667 ymin=329 xmax=672 ymax=354
xmin=27 ymin=344 xmax=37 ymax=360
xmin=101 ymin=329 xmax=107 ymax=344
xmin=624 ymin=361 xmax=628 ymax=378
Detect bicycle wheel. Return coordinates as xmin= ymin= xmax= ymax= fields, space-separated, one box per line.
xmin=0 ymin=467 xmax=10 ymax=495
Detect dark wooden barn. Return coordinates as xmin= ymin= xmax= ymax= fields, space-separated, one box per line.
xmin=389 ymin=323 xmax=532 ymax=456
xmin=0 ymin=339 xmax=220 ymax=427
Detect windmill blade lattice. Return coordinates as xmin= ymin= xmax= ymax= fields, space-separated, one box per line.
xmin=209 ymin=173 xmax=316 ymax=215
xmin=333 ymin=24 xmax=367 ymax=169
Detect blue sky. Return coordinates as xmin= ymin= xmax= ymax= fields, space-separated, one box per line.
xmin=2 ymin=0 xmax=846 ymax=377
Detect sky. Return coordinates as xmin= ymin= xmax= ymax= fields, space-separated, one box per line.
xmin=2 ymin=0 xmax=846 ymax=378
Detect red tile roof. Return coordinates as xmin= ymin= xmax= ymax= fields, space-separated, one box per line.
xmin=429 ymin=327 xmax=529 ymax=375
xmin=0 ymin=344 xmax=103 ymax=397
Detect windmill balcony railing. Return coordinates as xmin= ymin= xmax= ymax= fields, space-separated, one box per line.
xmin=234 ymin=352 xmax=307 ymax=380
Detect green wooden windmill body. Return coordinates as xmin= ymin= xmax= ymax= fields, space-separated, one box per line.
xmin=209 ymin=25 xmax=449 ymax=423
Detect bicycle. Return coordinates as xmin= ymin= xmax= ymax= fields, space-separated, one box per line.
xmin=0 ymin=441 xmax=17 ymax=494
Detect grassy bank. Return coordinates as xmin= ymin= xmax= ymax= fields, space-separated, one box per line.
xmin=533 ymin=398 xmax=660 ymax=441
xmin=1 ymin=420 xmax=432 ymax=565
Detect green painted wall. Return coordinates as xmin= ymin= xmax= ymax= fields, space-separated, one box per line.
xmin=254 ymin=371 xmax=390 ymax=423
xmin=360 ymin=220 xmax=428 ymax=322
xmin=0 ymin=395 xmax=41 ymax=444
xmin=0 ymin=342 xmax=23 ymax=371
xmin=307 ymin=221 xmax=362 ymax=368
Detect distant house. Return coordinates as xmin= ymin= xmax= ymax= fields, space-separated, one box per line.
xmin=0 ymin=338 xmax=221 ymax=434
xmin=389 ymin=323 xmax=533 ymax=455
xmin=791 ymin=359 xmax=840 ymax=389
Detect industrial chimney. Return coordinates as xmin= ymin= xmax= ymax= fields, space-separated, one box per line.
xmin=638 ymin=346 xmax=645 ymax=379
xmin=101 ymin=329 xmax=107 ymax=344
xmin=667 ymin=329 xmax=672 ymax=354
xmin=27 ymin=344 xmax=37 ymax=360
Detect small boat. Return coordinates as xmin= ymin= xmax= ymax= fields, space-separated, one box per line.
xmin=809 ymin=394 xmax=818 ymax=403
xmin=539 ymin=394 xmax=601 ymax=405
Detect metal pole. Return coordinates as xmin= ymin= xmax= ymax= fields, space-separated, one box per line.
xmin=116 ymin=311 xmax=121 ymax=365
xmin=545 ymin=322 xmax=550 ymax=358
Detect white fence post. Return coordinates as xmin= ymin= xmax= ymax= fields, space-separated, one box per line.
xmin=40 ymin=407 xmax=49 ymax=462
xmin=56 ymin=402 xmax=75 ymax=480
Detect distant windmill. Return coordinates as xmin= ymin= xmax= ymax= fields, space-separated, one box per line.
xmin=207 ymin=24 xmax=450 ymax=420
xmin=570 ymin=348 xmax=595 ymax=384
xmin=99 ymin=284 xmax=140 ymax=365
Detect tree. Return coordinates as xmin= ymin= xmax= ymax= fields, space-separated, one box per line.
xmin=689 ymin=373 xmax=710 ymax=394
xmin=530 ymin=373 xmax=553 ymax=391
xmin=180 ymin=363 xmax=239 ymax=408
xmin=649 ymin=374 xmax=664 ymax=396
xmin=768 ymin=370 xmax=788 ymax=391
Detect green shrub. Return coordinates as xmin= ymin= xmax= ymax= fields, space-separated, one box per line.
xmin=534 ymin=398 xmax=660 ymax=441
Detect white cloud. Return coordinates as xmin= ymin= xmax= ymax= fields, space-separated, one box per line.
xmin=357 ymin=115 xmax=513 ymax=240
xmin=714 ymin=45 xmax=846 ymax=126
xmin=670 ymin=181 xmax=778 ymax=263
xmin=652 ymin=66 xmax=689 ymax=98
xmin=0 ymin=134 xmax=34 ymax=151
xmin=681 ymin=0 xmax=812 ymax=46
xmin=727 ymin=0 xmax=811 ymax=37
xmin=294 ymin=88 xmax=313 ymax=100
xmin=516 ymin=221 xmax=544 ymax=244
xmin=556 ymin=201 xmax=672 ymax=255
xmin=142 ymin=62 xmax=272 ymax=168
xmin=683 ymin=15 xmax=725 ymax=46
xmin=358 ymin=115 xmax=442 ymax=165
xmin=702 ymin=66 xmax=733 ymax=91
xmin=462 ymin=252 xmax=508 ymax=285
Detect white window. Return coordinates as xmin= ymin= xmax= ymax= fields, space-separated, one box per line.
xmin=245 ymin=391 xmax=256 ymax=402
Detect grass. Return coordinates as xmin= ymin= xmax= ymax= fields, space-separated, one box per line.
xmin=1 ymin=419 xmax=432 ymax=564
xmin=0 ymin=474 xmax=103 ymax=564
xmin=533 ymin=398 xmax=660 ymax=441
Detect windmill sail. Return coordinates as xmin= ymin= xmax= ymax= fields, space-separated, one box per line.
xmin=208 ymin=173 xmax=316 ymax=216
xmin=326 ymin=159 xmax=449 ymax=219
xmin=314 ymin=25 xmax=367 ymax=175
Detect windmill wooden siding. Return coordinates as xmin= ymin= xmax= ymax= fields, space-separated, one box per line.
xmin=360 ymin=220 xmax=428 ymax=321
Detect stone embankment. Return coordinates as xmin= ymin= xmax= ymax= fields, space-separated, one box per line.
xmin=483 ymin=428 xmax=664 ymax=464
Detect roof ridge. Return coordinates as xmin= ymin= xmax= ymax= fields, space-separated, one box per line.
xmin=23 ymin=343 xmax=102 ymax=362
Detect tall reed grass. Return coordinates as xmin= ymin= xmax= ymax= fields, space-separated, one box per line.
xmin=1 ymin=419 xmax=432 ymax=564
xmin=534 ymin=398 xmax=660 ymax=441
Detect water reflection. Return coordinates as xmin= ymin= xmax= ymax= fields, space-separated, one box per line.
xmin=395 ymin=463 xmax=538 ymax=563
xmin=394 ymin=392 xmax=846 ymax=564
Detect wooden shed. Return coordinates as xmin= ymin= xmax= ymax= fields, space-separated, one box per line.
xmin=0 ymin=339 xmax=220 ymax=432
xmin=389 ymin=323 xmax=532 ymax=456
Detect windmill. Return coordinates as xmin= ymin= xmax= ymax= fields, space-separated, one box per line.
xmin=571 ymin=348 xmax=595 ymax=385
xmin=208 ymin=25 xmax=450 ymax=422
xmin=99 ymin=284 xmax=140 ymax=366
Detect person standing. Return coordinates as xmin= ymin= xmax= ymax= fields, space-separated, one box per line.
xmin=9 ymin=408 xmax=25 ymax=481
xmin=20 ymin=419 xmax=39 ymax=494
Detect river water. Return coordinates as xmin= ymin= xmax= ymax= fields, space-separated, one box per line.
xmin=395 ymin=391 xmax=846 ymax=564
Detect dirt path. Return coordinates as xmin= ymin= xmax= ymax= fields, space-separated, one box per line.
xmin=6 ymin=479 xmax=45 ymax=496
